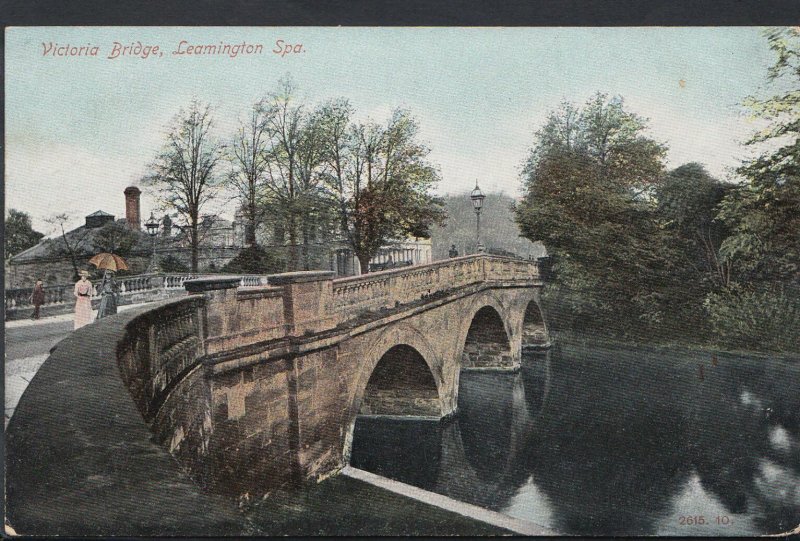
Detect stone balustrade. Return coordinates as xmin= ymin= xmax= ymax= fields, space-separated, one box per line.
xmin=331 ymin=255 xmax=539 ymax=317
xmin=4 ymin=272 xmax=270 ymax=320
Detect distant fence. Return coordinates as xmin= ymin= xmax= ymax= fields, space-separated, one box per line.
xmin=4 ymin=273 xmax=267 ymax=320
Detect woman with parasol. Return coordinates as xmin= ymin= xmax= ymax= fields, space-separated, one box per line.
xmin=89 ymin=253 xmax=128 ymax=321
xmin=73 ymin=270 xmax=94 ymax=329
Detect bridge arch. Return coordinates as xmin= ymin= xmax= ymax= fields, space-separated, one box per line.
xmin=358 ymin=344 xmax=440 ymax=417
xmin=522 ymin=299 xmax=549 ymax=346
xmin=343 ymin=323 xmax=453 ymax=462
xmin=458 ymin=300 xmax=516 ymax=371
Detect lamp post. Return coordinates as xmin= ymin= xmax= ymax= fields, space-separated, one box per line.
xmin=470 ymin=181 xmax=486 ymax=253
xmin=145 ymin=212 xmax=160 ymax=273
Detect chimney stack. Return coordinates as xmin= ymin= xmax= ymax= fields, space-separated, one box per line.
xmin=124 ymin=186 xmax=141 ymax=230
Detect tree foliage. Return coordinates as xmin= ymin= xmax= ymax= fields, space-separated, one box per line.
xmin=655 ymin=163 xmax=734 ymax=289
xmin=320 ymin=105 xmax=445 ymax=273
xmin=158 ymin=253 xmax=190 ymax=273
xmin=516 ymin=35 xmax=800 ymax=352
xmin=717 ymin=28 xmax=800 ymax=286
xmin=516 ymin=94 xmax=674 ymax=337
xmin=221 ymin=245 xmax=286 ymax=275
xmin=92 ymin=220 xmax=140 ymax=257
xmin=144 ymin=99 xmax=224 ymax=272
xmin=5 ymin=209 xmax=44 ymax=259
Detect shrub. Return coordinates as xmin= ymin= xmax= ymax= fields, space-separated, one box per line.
xmin=159 ymin=254 xmax=190 ymax=273
xmin=704 ymin=284 xmax=800 ymax=353
xmin=222 ymin=246 xmax=286 ymax=275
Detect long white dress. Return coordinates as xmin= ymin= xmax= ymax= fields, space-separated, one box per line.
xmin=74 ymin=279 xmax=93 ymax=329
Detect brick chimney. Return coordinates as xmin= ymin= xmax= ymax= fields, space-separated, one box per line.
xmin=124 ymin=186 xmax=141 ymax=230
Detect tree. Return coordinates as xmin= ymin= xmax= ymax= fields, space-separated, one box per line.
xmin=44 ymin=213 xmax=92 ymax=282
xmin=717 ymin=27 xmax=800 ymax=286
xmin=226 ymin=102 xmax=271 ymax=247
xmin=5 ymin=209 xmax=44 ymax=258
xmin=295 ymin=104 xmax=339 ymax=270
xmin=656 ymin=163 xmax=734 ymax=289
xmin=702 ymin=27 xmax=800 ymax=352
xmin=144 ymin=100 xmax=224 ymax=272
xmin=251 ymin=79 xmax=337 ymax=271
xmin=259 ymin=79 xmax=305 ymax=270
xmin=93 ymin=220 xmax=140 ymax=258
xmin=320 ymin=107 xmax=445 ymax=274
xmin=515 ymin=94 xmax=673 ymax=336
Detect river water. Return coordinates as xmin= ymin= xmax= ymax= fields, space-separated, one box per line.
xmin=350 ymin=340 xmax=800 ymax=536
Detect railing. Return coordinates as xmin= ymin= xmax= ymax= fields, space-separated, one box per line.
xmin=5 ymin=272 xmax=268 ymax=313
xmin=332 ymin=254 xmax=539 ymax=317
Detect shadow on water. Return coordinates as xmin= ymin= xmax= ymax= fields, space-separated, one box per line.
xmin=349 ymin=340 xmax=800 ymax=536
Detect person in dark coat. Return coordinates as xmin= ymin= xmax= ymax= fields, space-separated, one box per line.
xmin=29 ymin=279 xmax=45 ymax=320
xmin=95 ymin=270 xmax=118 ymax=320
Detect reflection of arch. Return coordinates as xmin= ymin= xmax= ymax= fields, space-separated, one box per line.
xmin=458 ymin=373 xmax=518 ymax=481
xmin=343 ymin=324 xmax=448 ymax=462
xmin=522 ymin=300 xmax=549 ymax=347
xmin=435 ymin=371 xmax=538 ymax=510
xmin=461 ymin=305 xmax=515 ymax=370
xmin=521 ymin=349 xmax=552 ymax=415
xmin=350 ymin=417 xmax=443 ymax=490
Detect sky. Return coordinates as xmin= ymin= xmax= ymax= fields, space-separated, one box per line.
xmin=4 ymin=26 xmax=779 ymax=235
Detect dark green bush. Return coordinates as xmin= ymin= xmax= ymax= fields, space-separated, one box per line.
xmin=159 ymin=254 xmax=190 ymax=273
xmin=704 ymin=284 xmax=800 ymax=353
xmin=222 ymin=246 xmax=286 ymax=275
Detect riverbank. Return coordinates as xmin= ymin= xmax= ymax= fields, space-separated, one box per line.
xmin=241 ymin=473 xmax=511 ymax=536
xmin=550 ymin=330 xmax=799 ymax=362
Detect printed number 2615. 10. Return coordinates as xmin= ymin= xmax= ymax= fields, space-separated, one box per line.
xmin=679 ymin=516 xmax=731 ymax=525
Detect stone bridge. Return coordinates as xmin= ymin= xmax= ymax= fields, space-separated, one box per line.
xmin=7 ymin=254 xmax=549 ymax=520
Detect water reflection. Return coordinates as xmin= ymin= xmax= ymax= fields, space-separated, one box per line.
xmin=350 ymin=341 xmax=800 ymax=536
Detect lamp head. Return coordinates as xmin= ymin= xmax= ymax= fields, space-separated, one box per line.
xmin=145 ymin=212 xmax=160 ymax=236
xmin=470 ymin=182 xmax=485 ymax=211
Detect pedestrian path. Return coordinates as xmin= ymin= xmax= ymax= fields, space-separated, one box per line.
xmin=5 ymin=354 xmax=48 ymax=428
xmin=6 ymin=312 xmax=75 ymax=329
xmin=4 ymin=304 xmax=141 ymax=428
xmin=6 ymin=304 xmax=139 ymax=329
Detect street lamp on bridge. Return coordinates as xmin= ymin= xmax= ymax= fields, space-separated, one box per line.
xmin=145 ymin=212 xmax=161 ymax=273
xmin=470 ymin=181 xmax=486 ymax=253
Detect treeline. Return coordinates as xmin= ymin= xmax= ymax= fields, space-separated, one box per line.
xmin=515 ymin=29 xmax=800 ymax=353
xmin=143 ymin=78 xmax=445 ymax=274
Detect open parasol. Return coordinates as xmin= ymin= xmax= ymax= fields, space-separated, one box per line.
xmin=88 ymin=253 xmax=129 ymax=272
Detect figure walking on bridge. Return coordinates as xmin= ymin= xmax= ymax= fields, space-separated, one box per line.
xmin=29 ymin=279 xmax=45 ymax=320
xmin=95 ymin=270 xmax=118 ymax=320
xmin=73 ymin=270 xmax=93 ymax=330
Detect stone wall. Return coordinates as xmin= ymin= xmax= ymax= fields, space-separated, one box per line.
xmin=207 ymin=357 xmax=296 ymax=494
xmin=201 ymin=284 xmax=286 ymax=355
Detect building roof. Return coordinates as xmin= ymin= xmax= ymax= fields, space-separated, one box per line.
xmin=85 ymin=210 xmax=115 ymax=217
xmin=9 ymin=220 xmax=152 ymax=264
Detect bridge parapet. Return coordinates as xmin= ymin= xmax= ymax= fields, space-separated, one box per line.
xmin=332 ymin=255 xmax=539 ymax=317
xmin=116 ymin=296 xmax=206 ymax=423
